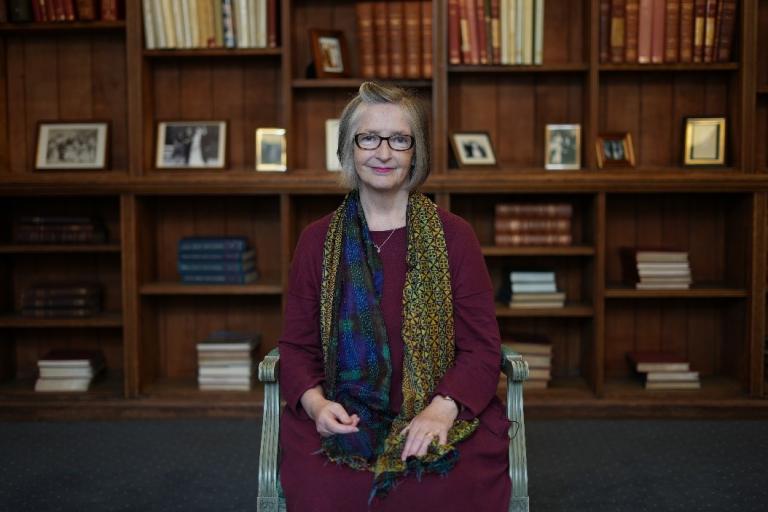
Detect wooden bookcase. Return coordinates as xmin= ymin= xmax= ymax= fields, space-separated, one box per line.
xmin=0 ymin=0 xmax=767 ymax=419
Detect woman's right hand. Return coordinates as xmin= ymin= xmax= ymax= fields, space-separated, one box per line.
xmin=300 ymin=386 xmax=360 ymax=437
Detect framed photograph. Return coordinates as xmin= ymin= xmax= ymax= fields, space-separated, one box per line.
xmin=450 ymin=132 xmax=497 ymax=167
xmin=35 ymin=122 xmax=109 ymax=170
xmin=683 ymin=117 xmax=726 ymax=166
xmin=325 ymin=119 xmax=342 ymax=171
xmin=545 ymin=124 xmax=581 ymax=170
xmin=596 ymin=133 xmax=636 ymax=168
xmin=155 ymin=121 xmax=227 ymax=169
xmin=256 ymin=128 xmax=287 ymax=172
xmin=309 ymin=29 xmax=349 ymax=78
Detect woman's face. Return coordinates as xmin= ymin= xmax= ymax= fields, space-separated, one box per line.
xmin=353 ymin=103 xmax=414 ymax=196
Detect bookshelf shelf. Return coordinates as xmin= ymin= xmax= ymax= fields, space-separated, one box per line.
xmin=143 ymin=48 xmax=282 ymax=58
xmin=482 ymin=246 xmax=594 ymax=257
xmin=142 ymin=378 xmax=264 ymax=402
xmin=757 ymin=86 xmax=768 ymax=95
xmin=602 ymin=377 xmax=745 ymax=401
xmin=599 ymin=63 xmax=739 ymax=72
xmin=0 ymin=313 xmax=123 ymax=328
xmin=292 ymin=78 xmax=433 ymax=89
xmin=0 ymin=244 xmax=121 ymax=254
xmin=604 ymin=286 xmax=748 ymax=299
xmin=139 ymin=281 xmax=283 ymax=296
xmin=495 ymin=304 xmax=594 ymax=318
xmin=0 ymin=374 xmax=124 ymax=399
xmin=448 ymin=63 xmax=589 ymax=73
xmin=0 ymin=21 xmax=126 ymax=32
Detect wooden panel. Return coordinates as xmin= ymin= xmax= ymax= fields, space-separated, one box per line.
xmin=757 ymin=97 xmax=767 ymax=172
xmin=542 ymin=0 xmax=586 ymax=63
xmin=757 ymin=0 xmax=768 ymax=88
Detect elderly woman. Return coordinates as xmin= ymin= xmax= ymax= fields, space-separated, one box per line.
xmin=278 ymin=82 xmax=510 ymax=511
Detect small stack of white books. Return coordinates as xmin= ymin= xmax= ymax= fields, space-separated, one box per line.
xmin=196 ymin=331 xmax=260 ymax=391
xmin=627 ymin=351 xmax=701 ymax=390
xmin=35 ymin=350 xmax=105 ymax=392
xmin=502 ymin=336 xmax=553 ymax=389
xmin=634 ymin=250 xmax=692 ymax=290
xmin=509 ymin=271 xmax=565 ymax=308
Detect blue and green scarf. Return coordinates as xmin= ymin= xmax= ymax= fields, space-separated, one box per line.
xmin=319 ymin=191 xmax=479 ymax=501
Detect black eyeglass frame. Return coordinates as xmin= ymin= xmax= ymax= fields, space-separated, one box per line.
xmin=353 ymin=133 xmax=415 ymax=151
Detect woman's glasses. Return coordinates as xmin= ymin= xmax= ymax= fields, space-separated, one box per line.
xmin=354 ymin=133 xmax=415 ymax=151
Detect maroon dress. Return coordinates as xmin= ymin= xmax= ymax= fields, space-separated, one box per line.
xmin=278 ymin=207 xmax=511 ymax=511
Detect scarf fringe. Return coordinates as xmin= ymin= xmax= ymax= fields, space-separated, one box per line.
xmin=368 ymin=449 xmax=460 ymax=504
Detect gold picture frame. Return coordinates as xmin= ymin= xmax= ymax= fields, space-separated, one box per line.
xmin=255 ymin=128 xmax=287 ymax=172
xmin=683 ymin=117 xmax=726 ymax=166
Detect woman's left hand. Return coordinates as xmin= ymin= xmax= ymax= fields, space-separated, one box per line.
xmin=399 ymin=395 xmax=459 ymax=460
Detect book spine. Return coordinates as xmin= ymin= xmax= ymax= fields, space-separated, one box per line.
xmin=267 ymin=0 xmax=277 ymax=47
xmin=609 ymin=0 xmax=626 ymax=63
xmin=75 ymin=0 xmax=95 ymax=20
xmin=222 ymin=0 xmax=236 ymax=48
xmin=160 ymin=0 xmax=176 ymax=48
xmin=637 ymin=0 xmax=652 ymax=63
xmin=465 ymin=0 xmax=481 ymax=64
xmin=650 ymin=0 xmax=665 ymax=63
xmin=495 ymin=218 xmax=571 ymax=232
xmin=178 ymin=261 xmax=254 ymax=273
xmin=31 ymin=0 xmax=43 ymax=22
xmin=357 ymin=2 xmax=376 ymax=78
xmin=45 ymin=0 xmax=55 ymax=21
xmin=100 ymin=0 xmax=117 ymax=20
xmin=679 ymin=0 xmax=694 ymax=62
xmin=448 ymin=0 xmax=462 ymax=64
xmin=53 ymin=0 xmax=65 ymax=21
xmin=495 ymin=233 xmax=573 ymax=246
xmin=495 ymin=203 xmax=573 ymax=217
xmin=421 ymin=0 xmax=432 ymax=77
xmin=599 ymin=0 xmax=610 ymax=62
xmin=692 ymin=0 xmax=706 ymax=62
xmin=475 ymin=0 xmax=488 ymax=64
xmin=664 ymin=0 xmax=680 ymax=62
xmin=213 ymin=0 xmax=224 ymax=47
xmin=257 ymin=0 xmax=267 ymax=47
xmin=142 ymin=0 xmax=156 ymax=49
xmin=532 ymin=0 xmax=543 ymax=64
xmin=404 ymin=1 xmax=422 ymax=78
xmin=491 ymin=0 xmax=500 ymax=64
xmin=715 ymin=0 xmax=735 ymax=62
xmin=388 ymin=1 xmax=405 ymax=78
xmin=180 ymin=273 xmax=255 ymax=284
xmin=702 ymin=0 xmax=717 ymax=62
xmin=178 ymin=240 xmax=249 ymax=252
xmin=522 ymin=0 xmax=533 ymax=63
xmin=459 ymin=0 xmax=472 ymax=63
xmin=63 ymin=0 xmax=74 ymax=20
xmin=625 ymin=0 xmax=640 ymax=62
xmin=152 ymin=0 xmax=167 ymax=48
xmin=373 ymin=1 xmax=390 ymax=77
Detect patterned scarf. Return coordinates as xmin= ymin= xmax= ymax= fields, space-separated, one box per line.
xmin=319 ymin=191 xmax=479 ymax=501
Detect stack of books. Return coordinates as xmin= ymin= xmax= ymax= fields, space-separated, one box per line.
xmin=627 ymin=351 xmax=700 ymax=390
xmin=21 ymin=283 xmax=101 ymax=318
xmin=509 ymin=271 xmax=565 ymax=309
xmin=447 ymin=0 xmax=546 ymax=65
xmin=503 ymin=334 xmax=553 ymax=389
xmin=600 ymin=0 xmax=737 ymax=64
xmin=141 ymin=0 xmax=278 ymax=50
xmin=356 ymin=1 xmax=432 ymax=79
xmin=12 ymin=215 xmax=107 ymax=244
xmin=623 ymin=249 xmax=692 ymax=290
xmin=196 ymin=331 xmax=260 ymax=391
xmin=35 ymin=349 xmax=106 ymax=392
xmin=4 ymin=0 xmax=120 ymax=23
xmin=494 ymin=203 xmax=573 ymax=247
xmin=178 ymin=236 xmax=258 ymax=284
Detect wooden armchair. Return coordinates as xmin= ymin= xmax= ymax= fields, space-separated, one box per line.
xmin=257 ymin=346 xmax=530 ymax=512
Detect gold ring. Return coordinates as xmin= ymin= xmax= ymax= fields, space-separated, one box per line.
xmin=424 ymin=431 xmax=435 ymax=437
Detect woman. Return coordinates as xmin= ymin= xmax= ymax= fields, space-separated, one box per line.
xmin=279 ymin=82 xmax=510 ymax=511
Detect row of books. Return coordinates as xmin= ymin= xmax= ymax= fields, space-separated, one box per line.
xmin=20 ymin=283 xmax=102 ymax=317
xmin=197 ymin=331 xmax=259 ymax=391
xmin=12 ymin=215 xmax=108 ymax=244
xmin=1 ymin=0 xmax=119 ymax=22
xmin=142 ymin=0 xmax=278 ymax=50
xmin=35 ymin=349 xmax=105 ymax=392
xmin=623 ymin=249 xmax=692 ymax=290
xmin=503 ymin=335 xmax=553 ymax=389
xmin=448 ymin=0 xmax=544 ymax=66
xmin=509 ymin=271 xmax=565 ymax=309
xmin=627 ymin=351 xmax=700 ymax=389
xmin=356 ymin=1 xmax=432 ymax=79
xmin=178 ymin=236 xmax=258 ymax=284
xmin=494 ymin=203 xmax=573 ymax=247
xmin=600 ymin=0 xmax=737 ymax=64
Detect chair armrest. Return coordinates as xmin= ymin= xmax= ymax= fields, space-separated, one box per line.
xmin=258 ymin=348 xmax=282 ymax=511
xmin=501 ymin=345 xmax=529 ymax=511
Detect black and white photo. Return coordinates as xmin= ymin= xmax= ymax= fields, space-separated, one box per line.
xmin=156 ymin=121 xmax=227 ymax=169
xmin=545 ymin=124 xmax=581 ymax=170
xmin=596 ymin=133 xmax=635 ymax=168
xmin=35 ymin=122 xmax=108 ymax=170
xmin=450 ymin=132 xmax=497 ymax=167
xmin=256 ymin=128 xmax=287 ymax=172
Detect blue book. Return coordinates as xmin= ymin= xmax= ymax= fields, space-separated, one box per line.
xmin=180 ymin=271 xmax=259 ymax=284
xmin=178 ymin=261 xmax=255 ymax=273
xmin=178 ymin=236 xmax=249 ymax=252
xmin=178 ymin=249 xmax=255 ymax=262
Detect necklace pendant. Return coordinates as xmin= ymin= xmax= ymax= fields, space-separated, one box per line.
xmin=376 ymin=247 xmax=381 ymax=253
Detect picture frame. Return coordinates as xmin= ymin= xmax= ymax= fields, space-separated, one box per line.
xmin=683 ymin=117 xmax=726 ymax=166
xmin=450 ymin=132 xmax=497 ymax=167
xmin=596 ymin=132 xmax=636 ymax=169
xmin=325 ymin=119 xmax=342 ymax=172
xmin=256 ymin=128 xmax=287 ymax=172
xmin=35 ymin=122 xmax=109 ymax=170
xmin=155 ymin=121 xmax=227 ymax=169
xmin=308 ymin=29 xmax=350 ymax=78
xmin=545 ymin=124 xmax=581 ymax=170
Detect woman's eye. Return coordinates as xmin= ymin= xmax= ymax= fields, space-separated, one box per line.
xmin=360 ymin=134 xmax=378 ymax=143
xmin=392 ymin=135 xmax=409 ymax=145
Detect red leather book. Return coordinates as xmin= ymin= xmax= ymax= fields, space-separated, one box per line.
xmin=650 ymin=0 xmax=665 ymax=63
xmin=465 ymin=0 xmax=481 ymax=64
xmin=599 ymin=0 xmax=611 ymax=63
xmin=664 ymin=0 xmax=680 ymax=62
xmin=679 ymin=0 xmax=694 ymax=62
xmin=0 ymin=0 xmax=7 ymax=23
xmin=388 ymin=1 xmax=406 ymax=78
xmin=458 ymin=0 xmax=472 ymax=63
xmin=404 ymin=1 xmax=422 ymax=78
xmin=75 ymin=0 xmax=96 ymax=21
xmin=715 ymin=0 xmax=735 ymax=62
xmin=490 ymin=0 xmax=500 ymax=64
xmin=609 ymin=0 xmax=626 ymax=64
xmin=52 ymin=0 xmax=66 ymax=20
xmin=448 ymin=0 xmax=462 ymax=64
xmin=421 ymin=0 xmax=432 ymax=77
xmin=692 ymin=0 xmax=706 ymax=62
xmin=475 ymin=0 xmax=488 ymax=64
xmin=31 ymin=0 xmax=43 ymax=21
xmin=267 ymin=0 xmax=277 ymax=48
xmin=63 ymin=0 xmax=75 ymax=20
xmin=637 ymin=0 xmax=652 ymax=63
xmin=357 ymin=2 xmax=376 ymax=78
xmin=45 ymin=0 xmax=56 ymax=21
xmin=702 ymin=0 xmax=718 ymax=62
xmin=373 ymin=1 xmax=390 ymax=78
xmin=625 ymin=0 xmax=640 ymax=62
xmin=495 ymin=203 xmax=573 ymax=218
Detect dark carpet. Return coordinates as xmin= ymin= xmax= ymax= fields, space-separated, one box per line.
xmin=1 ymin=419 xmax=766 ymax=511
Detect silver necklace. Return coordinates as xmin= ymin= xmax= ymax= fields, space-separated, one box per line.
xmin=372 ymin=228 xmax=398 ymax=253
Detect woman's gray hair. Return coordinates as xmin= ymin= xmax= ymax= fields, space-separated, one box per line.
xmin=336 ymin=82 xmax=430 ymax=190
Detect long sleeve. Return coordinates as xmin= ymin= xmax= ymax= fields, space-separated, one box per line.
xmin=278 ymin=218 xmax=329 ymax=412
xmin=434 ymin=212 xmax=502 ymax=418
